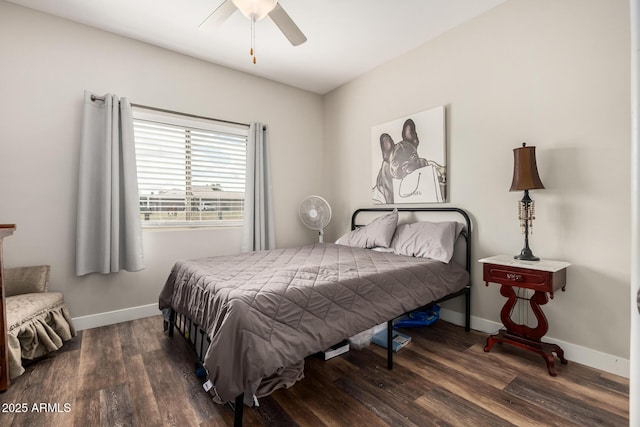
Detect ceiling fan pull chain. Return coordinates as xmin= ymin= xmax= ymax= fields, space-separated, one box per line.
xmin=251 ymin=18 xmax=256 ymax=64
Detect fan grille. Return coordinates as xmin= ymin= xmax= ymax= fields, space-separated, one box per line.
xmin=299 ymin=196 xmax=331 ymax=231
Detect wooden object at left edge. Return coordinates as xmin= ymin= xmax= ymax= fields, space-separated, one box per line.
xmin=0 ymin=224 xmax=15 ymax=391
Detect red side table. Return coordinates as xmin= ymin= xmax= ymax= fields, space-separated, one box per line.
xmin=479 ymin=255 xmax=570 ymax=376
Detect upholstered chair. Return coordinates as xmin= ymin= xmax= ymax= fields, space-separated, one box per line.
xmin=4 ymin=265 xmax=75 ymax=379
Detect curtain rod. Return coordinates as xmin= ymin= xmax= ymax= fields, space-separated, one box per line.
xmin=90 ymin=94 xmax=250 ymax=128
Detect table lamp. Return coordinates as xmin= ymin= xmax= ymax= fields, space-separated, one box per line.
xmin=510 ymin=142 xmax=545 ymax=261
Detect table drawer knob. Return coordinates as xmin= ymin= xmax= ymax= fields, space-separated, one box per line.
xmin=506 ymin=273 xmax=523 ymax=281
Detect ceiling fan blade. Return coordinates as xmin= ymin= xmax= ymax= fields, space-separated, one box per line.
xmin=268 ymin=3 xmax=307 ymax=46
xmin=199 ymin=0 xmax=237 ymax=30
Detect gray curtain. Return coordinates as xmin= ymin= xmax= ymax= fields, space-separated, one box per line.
xmin=241 ymin=123 xmax=275 ymax=252
xmin=75 ymin=91 xmax=144 ymax=276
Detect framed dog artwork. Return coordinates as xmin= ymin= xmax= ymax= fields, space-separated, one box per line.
xmin=371 ymin=106 xmax=446 ymax=204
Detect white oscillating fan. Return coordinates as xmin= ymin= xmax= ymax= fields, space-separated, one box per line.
xmin=299 ymin=196 xmax=332 ymax=242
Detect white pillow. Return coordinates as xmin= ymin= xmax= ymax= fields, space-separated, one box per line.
xmin=336 ymin=209 xmax=398 ymax=249
xmin=390 ymin=221 xmax=463 ymax=263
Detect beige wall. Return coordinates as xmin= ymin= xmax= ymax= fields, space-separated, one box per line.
xmin=0 ymin=1 xmax=324 ymax=317
xmin=323 ymin=0 xmax=631 ymax=359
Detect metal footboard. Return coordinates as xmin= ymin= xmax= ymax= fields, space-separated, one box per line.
xmin=166 ymin=309 xmax=245 ymax=426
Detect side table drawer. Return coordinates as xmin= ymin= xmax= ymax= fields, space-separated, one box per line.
xmin=483 ymin=264 xmax=552 ymax=292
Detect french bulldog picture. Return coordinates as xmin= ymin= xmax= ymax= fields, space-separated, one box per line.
xmin=372 ymin=106 xmax=446 ymax=204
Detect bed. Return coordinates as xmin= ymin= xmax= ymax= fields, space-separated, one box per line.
xmin=159 ymin=207 xmax=472 ymax=425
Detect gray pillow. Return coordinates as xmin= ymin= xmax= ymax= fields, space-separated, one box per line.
xmin=336 ymin=209 xmax=398 ymax=248
xmin=390 ymin=221 xmax=463 ymax=263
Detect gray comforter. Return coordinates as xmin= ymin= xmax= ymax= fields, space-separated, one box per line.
xmin=159 ymin=243 xmax=469 ymax=403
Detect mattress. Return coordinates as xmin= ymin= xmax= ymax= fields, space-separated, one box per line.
xmin=159 ymin=242 xmax=469 ymax=403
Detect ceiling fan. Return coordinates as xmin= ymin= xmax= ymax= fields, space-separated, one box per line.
xmin=199 ymin=0 xmax=307 ymax=63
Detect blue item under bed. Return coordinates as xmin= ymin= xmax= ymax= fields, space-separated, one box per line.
xmin=394 ymin=305 xmax=440 ymax=328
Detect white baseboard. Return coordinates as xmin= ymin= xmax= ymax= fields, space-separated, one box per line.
xmin=72 ymin=303 xmax=160 ymax=331
xmin=71 ymin=304 xmax=630 ymax=379
xmin=439 ymin=308 xmax=630 ymax=379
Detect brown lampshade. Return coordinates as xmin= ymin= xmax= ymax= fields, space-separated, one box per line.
xmin=510 ymin=143 xmax=545 ymax=191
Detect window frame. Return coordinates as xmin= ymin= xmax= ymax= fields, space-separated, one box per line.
xmin=132 ymin=107 xmax=249 ymax=229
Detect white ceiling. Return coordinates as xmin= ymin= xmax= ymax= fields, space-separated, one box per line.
xmin=6 ymin=0 xmax=506 ymax=94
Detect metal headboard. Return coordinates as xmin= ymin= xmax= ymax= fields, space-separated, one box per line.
xmin=350 ymin=207 xmax=472 ymax=275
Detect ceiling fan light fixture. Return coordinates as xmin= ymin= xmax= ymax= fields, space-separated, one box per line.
xmin=232 ymin=0 xmax=277 ymax=21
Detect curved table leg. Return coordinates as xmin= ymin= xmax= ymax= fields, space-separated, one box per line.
xmin=485 ymin=287 xmax=567 ymax=376
xmin=484 ymin=335 xmax=499 ymax=352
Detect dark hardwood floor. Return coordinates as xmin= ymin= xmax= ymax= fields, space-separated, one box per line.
xmin=0 ymin=316 xmax=629 ymax=426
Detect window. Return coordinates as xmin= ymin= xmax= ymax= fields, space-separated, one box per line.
xmin=133 ymin=107 xmax=248 ymax=227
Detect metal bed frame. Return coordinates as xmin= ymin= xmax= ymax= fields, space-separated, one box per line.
xmin=165 ymin=206 xmax=472 ymax=427
xmin=351 ymin=207 xmax=472 ymax=371
xmin=163 ymin=310 xmax=246 ymax=425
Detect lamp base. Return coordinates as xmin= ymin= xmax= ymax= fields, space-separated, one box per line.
xmin=514 ymin=248 xmax=539 ymax=261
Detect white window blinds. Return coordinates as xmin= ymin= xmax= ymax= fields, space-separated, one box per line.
xmin=132 ymin=107 xmax=248 ymax=227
